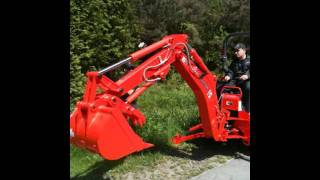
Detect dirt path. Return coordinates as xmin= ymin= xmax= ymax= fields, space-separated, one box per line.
xmin=115 ymin=154 xmax=232 ymax=180
xmin=190 ymin=158 xmax=250 ymax=180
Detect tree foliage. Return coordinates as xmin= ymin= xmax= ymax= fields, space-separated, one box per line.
xmin=70 ymin=0 xmax=140 ymax=105
xmin=70 ymin=0 xmax=250 ymax=103
xmin=130 ymin=0 xmax=249 ymax=69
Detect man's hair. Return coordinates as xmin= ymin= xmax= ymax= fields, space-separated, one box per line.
xmin=234 ymin=43 xmax=246 ymax=50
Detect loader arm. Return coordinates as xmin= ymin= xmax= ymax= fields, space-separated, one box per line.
xmin=70 ymin=34 xmax=249 ymax=160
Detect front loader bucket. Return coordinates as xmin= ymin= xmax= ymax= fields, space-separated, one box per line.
xmin=70 ymin=104 xmax=153 ymax=160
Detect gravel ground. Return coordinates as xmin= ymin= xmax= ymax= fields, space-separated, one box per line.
xmin=110 ymin=154 xmax=232 ymax=180
xmin=105 ymin=140 xmax=249 ymax=180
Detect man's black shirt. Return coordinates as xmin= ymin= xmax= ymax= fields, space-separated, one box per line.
xmin=227 ymin=57 xmax=250 ymax=79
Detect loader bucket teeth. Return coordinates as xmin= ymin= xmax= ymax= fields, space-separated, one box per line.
xmin=70 ymin=105 xmax=154 ymax=160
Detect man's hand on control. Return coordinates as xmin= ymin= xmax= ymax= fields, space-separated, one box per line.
xmin=224 ymin=75 xmax=231 ymax=81
xmin=240 ymin=75 xmax=248 ymax=80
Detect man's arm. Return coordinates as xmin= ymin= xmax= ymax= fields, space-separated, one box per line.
xmin=245 ymin=70 xmax=250 ymax=79
xmin=240 ymin=59 xmax=250 ymax=80
xmin=226 ymin=61 xmax=235 ymax=79
xmin=244 ymin=60 xmax=250 ymax=79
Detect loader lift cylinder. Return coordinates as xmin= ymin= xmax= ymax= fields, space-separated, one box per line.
xmin=98 ymin=57 xmax=132 ymax=76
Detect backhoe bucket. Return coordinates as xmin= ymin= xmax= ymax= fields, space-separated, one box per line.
xmin=70 ymin=103 xmax=153 ymax=160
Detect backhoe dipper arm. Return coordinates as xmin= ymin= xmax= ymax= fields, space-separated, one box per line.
xmin=99 ymin=34 xmax=223 ymax=141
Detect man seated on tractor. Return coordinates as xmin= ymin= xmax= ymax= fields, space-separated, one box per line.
xmin=220 ymin=43 xmax=250 ymax=112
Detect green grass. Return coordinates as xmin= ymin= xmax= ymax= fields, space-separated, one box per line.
xmin=70 ymin=73 xmax=203 ymax=179
xmin=134 ymin=74 xmax=199 ymax=146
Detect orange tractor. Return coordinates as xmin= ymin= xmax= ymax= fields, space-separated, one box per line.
xmin=70 ymin=34 xmax=250 ymax=160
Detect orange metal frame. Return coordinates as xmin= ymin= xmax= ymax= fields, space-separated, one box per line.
xmin=70 ymin=34 xmax=250 ymax=160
